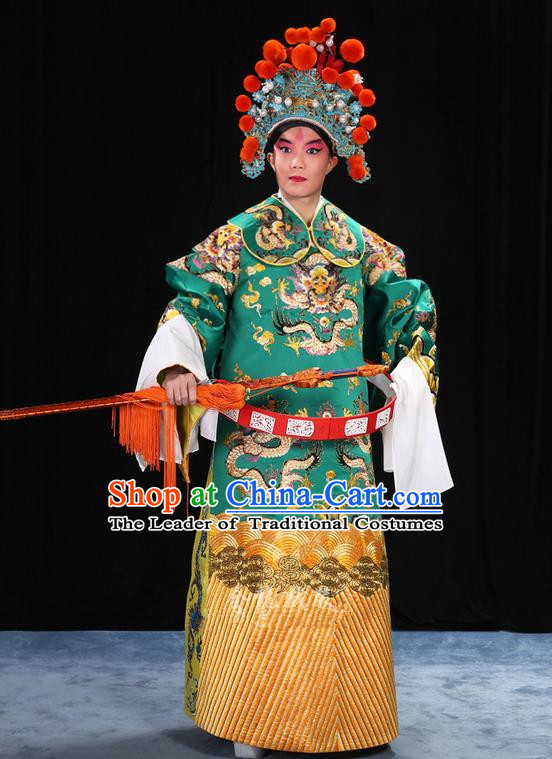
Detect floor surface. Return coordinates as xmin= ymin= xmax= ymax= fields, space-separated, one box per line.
xmin=0 ymin=630 xmax=550 ymax=759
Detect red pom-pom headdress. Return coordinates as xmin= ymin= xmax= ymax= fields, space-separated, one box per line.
xmin=235 ymin=18 xmax=377 ymax=183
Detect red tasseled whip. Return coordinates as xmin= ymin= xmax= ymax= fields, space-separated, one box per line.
xmin=0 ymin=383 xmax=246 ymax=491
xmin=0 ymin=363 xmax=387 ymax=491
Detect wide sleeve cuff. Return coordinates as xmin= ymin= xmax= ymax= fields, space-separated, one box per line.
xmin=135 ymin=313 xmax=209 ymax=390
xmin=134 ymin=314 xmax=219 ymax=472
xmin=381 ymin=355 xmax=453 ymax=505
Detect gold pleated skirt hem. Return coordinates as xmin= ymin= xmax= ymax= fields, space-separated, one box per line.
xmin=188 ymin=574 xmax=399 ymax=753
xmin=192 ymin=714 xmax=399 ymax=754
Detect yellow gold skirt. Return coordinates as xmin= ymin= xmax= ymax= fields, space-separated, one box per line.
xmin=183 ymin=514 xmax=399 ymax=753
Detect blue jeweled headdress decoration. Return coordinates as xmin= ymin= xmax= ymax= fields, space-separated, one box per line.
xmin=235 ymin=18 xmax=377 ymax=184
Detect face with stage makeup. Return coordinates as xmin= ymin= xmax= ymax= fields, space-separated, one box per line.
xmin=266 ymin=125 xmax=338 ymax=201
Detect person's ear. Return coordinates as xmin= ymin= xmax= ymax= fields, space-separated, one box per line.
xmin=326 ymin=155 xmax=338 ymax=174
xmin=267 ymin=152 xmax=275 ymax=171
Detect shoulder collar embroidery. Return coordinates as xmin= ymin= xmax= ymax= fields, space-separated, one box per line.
xmin=228 ymin=194 xmax=365 ymax=267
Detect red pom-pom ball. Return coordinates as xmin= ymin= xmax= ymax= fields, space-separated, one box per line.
xmin=235 ymin=94 xmax=252 ymax=112
xmin=359 ymin=88 xmax=376 ymax=107
xmin=296 ymin=27 xmax=312 ymax=43
xmin=240 ymin=136 xmax=259 ymax=162
xmin=360 ymin=114 xmax=377 ymax=131
xmin=352 ymin=127 xmax=369 ymax=145
xmin=243 ymin=75 xmax=260 ymax=92
xmin=348 ymin=155 xmax=364 ymax=171
xmin=311 ymin=26 xmax=325 ymax=43
xmin=320 ymin=18 xmax=336 ymax=33
xmin=321 ymin=66 xmax=339 ymax=84
xmin=263 ymin=40 xmax=287 ymax=65
xmin=337 ymin=71 xmax=356 ymax=90
xmin=340 ymin=39 xmax=365 ymax=63
xmin=291 ymin=43 xmax=317 ymax=71
xmin=349 ymin=163 xmax=367 ymax=180
xmin=254 ymin=59 xmax=278 ymax=79
xmin=239 ymin=115 xmax=255 ymax=132
xmin=285 ymin=28 xmax=298 ymax=44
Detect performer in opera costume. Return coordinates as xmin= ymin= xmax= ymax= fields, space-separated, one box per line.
xmin=135 ymin=17 xmax=453 ymax=757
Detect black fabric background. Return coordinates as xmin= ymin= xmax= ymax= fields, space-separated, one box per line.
xmin=2 ymin=1 xmax=550 ymax=631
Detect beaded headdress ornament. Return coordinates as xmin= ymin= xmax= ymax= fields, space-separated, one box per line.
xmin=235 ymin=17 xmax=376 ymax=184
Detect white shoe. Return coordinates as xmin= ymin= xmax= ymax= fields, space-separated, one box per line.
xmin=233 ymin=742 xmax=267 ymax=758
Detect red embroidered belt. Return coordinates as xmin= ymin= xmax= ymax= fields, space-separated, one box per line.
xmin=220 ymin=377 xmax=396 ymax=440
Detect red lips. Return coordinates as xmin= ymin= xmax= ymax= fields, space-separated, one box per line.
xmin=290 ymin=176 xmax=307 ymax=182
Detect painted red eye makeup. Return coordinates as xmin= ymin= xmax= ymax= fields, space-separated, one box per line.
xmin=275 ymin=138 xmax=325 ymax=150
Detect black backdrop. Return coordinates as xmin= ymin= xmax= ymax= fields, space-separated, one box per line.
xmin=2 ymin=1 xmax=550 ymax=631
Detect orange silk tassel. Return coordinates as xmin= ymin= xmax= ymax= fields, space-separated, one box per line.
xmin=111 ymin=384 xmax=246 ymax=489
xmin=112 ymin=388 xmax=177 ymax=489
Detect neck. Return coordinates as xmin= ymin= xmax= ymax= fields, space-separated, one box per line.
xmin=279 ymin=187 xmax=322 ymax=226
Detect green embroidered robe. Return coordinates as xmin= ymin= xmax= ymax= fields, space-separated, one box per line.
xmin=157 ymin=192 xmax=439 ymax=523
xmin=152 ymin=192 xmax=439 ymax=737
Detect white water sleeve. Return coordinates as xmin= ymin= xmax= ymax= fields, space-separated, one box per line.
xmin=381 ymin=356 xmax=453 ymax=507
xmin=134 ymin=313 xmax=219 ymax=471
